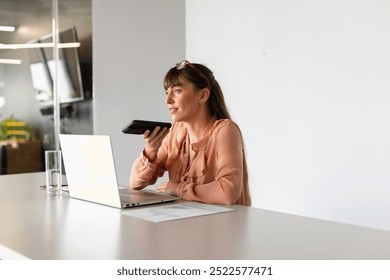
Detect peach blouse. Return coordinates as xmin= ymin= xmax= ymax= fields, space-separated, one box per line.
xmin=130 ymin=118 xmax=250 ymax=205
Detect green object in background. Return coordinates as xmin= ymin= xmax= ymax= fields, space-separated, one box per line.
xmin=0 ymin=117 xmax=35 ymax=141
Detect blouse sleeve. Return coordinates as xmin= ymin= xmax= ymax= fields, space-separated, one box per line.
xmin=179 ymin=122 xmax=244 ymax=205
xmin=130 ymin=134 xmax=169 ymax=190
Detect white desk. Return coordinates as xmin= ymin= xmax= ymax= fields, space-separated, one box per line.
xmin=1 ymin=172 xmax=390 ymax=260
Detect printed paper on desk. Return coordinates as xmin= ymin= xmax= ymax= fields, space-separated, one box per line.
xmin=121 ymin=202 xmax=235 ymax=223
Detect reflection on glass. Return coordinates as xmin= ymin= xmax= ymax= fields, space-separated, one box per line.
xmin=0 ymin=0 xmax=92 ymax=174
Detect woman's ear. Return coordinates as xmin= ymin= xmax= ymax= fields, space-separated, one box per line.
xmin=199 ymin=88 xmax=210 ymax=104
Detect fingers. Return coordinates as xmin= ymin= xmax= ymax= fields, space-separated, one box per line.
xmin=142 ymin=130 xmax=151 ymax=138
xmin=142 ymin=127 xmax=170 ymax=161
xmin=156 ymin=182 xmax=167 ymax=193
xmin=143 ymin=127 xmax=169 ymax=144
xmin=156 ymin=181 xmax=178 ymax=196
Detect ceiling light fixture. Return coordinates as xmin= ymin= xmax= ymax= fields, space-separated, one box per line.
xmin=0 ymin=26 xmax=16 ymax=32
xmin=0 ymin=42 xmax=81 ymax=50
xmin=0 ymin=59 xmax=22 ymax=64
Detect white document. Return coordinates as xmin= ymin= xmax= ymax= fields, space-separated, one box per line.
xmin=121 ymin=202 xmax=234 ymax=223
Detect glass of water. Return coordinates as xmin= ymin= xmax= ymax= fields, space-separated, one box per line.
xmin=45 ymin=150 xmax=62 ymax=196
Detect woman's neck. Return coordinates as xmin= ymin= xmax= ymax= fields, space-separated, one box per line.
xmin=186 ymin=113 xmax=214 ymax=143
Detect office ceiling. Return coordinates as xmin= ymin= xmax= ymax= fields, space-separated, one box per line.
xmin=0 ymin=0 xmax=91 ymax=44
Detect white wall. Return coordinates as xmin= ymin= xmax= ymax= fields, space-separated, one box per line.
xmin=186 ymin=0 xmax=390 ymax=231
xmin=93 ymin=0 xmax=185 ymax=186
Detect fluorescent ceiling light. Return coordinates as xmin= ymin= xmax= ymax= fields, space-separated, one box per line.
xmin=0 ymin=59 xmax=22 ymax=64
xmin=0 ymin=42 xmax=80 ymax=50
xmin=0 ymin=26 xmax=15 ymax=32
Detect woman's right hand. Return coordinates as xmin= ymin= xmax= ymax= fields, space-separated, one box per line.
xmin=142 ymin=126 xmax=170 ymax=162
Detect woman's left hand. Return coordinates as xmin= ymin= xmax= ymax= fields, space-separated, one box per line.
xmin=156 ymin=181 xmax=179 ymax=196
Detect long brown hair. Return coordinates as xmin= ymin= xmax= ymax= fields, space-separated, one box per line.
xmin=163 ymin=61 xmax=251 ymax=206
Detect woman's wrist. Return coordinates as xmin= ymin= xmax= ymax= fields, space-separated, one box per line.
xmin=143 ymin=147 xmax=158 ymax=162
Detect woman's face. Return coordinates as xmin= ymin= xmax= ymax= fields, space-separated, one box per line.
xmin=165 ymin=83 xmax=202 ymax=123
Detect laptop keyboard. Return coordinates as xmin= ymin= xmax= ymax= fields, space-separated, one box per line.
xmin=119 ymin=193 xmax=150 ymax=204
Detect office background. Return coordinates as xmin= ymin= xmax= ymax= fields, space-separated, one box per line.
xmin=0 ymin=0 xmax=93 ymax=139
xmin=1 ymin=0 xmax=389 ymax=233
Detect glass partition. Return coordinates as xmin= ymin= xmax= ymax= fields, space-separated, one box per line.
xmin=0 ymin=0 xmax=92 ymax=175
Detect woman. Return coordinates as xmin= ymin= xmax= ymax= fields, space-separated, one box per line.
xmin=130 ymin=60 xmax=251 ymax=206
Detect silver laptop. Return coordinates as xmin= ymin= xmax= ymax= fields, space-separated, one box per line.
xmin=59 ymin=134 xmax=178 ymax=208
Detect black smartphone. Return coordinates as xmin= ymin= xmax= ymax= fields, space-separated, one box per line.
xmin=122 ymin=120 xmax=172 ymax=135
